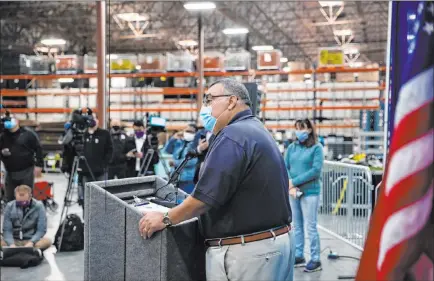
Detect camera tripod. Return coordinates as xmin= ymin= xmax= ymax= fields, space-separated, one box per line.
xmin=137 ymin=148 xmax=170 ymax=178
xmin=57 ymin=154 xmax=95 ymax=251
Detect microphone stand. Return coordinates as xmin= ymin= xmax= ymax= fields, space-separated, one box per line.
xmin=151 ymin=150 xmax=197 ymax=208
xmin=168 ymin=154 xmax=195 ymax=206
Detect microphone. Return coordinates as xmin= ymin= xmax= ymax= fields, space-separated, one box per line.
xmin=185 ymin=149 xmax=199 ymax=158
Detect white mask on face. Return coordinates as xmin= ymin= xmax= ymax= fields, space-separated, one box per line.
xmin=183 ymin=132 xmax=195 ymax=142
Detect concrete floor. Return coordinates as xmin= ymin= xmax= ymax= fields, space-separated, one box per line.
xmin=1 ymin=174 xmax=362 ymax=281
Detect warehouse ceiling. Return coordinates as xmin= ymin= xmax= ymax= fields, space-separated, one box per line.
xmin=0 ymin=1 xmax=389 ymax=64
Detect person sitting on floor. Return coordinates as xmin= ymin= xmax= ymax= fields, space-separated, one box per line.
xmin=1 ymin=185 xmax=52 ymax=251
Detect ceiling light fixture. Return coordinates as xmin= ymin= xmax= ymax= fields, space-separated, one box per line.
xmin=333 ymin=29 xmax=352 ymax=36
xmin=318 ymin=1 xmax=343 ymax=7
xmin=184 ymin=2 xmax=216 ymax=10
xmin=408 ymin=14 xmax=416 ymax=20
xmin=280 ymin=57 xmax=288 ymax=63
xmin=178 ymin=39 xmax=198 ymax=47
xmin=116 ymin=13 xmax=148 ymax=22
xmin=222 ymin=27 xmax=249 ymax=35
xmin=282 ymin=66 xmax=290 ymax=72
xmin=40 ymin=38 xmax=66 ymax=46
xmin=252 ymin=45 xmax=274 ymax=51
xmin=344 ymin=47 xmax=359 ymax=55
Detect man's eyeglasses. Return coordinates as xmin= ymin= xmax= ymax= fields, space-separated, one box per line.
xmin=203 ymin=94 xmax=233 ymax=106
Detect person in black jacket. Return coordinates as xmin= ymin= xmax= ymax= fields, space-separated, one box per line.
xmin=79 ymin=113 xmax=113 ymax=204
xmin=192 ymin=127 xmax=211 ymax=184
xmin=108 ymin=119 xmax=128 ymax=179
xmin=0 ymin=118 xmax=43 ymax=202
xmin=124 ymin=120 xmax=159 ymax=178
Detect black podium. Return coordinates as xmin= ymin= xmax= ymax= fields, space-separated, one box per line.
xmin=84 ymin=176 xmax=206 ymax=281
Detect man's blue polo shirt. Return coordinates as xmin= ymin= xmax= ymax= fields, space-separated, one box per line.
xmin=192 ymin=109 xmax=291 ymax=239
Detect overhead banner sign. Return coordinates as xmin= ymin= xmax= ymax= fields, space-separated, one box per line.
xmin=318 ymin=48 xmax=345 ymax=67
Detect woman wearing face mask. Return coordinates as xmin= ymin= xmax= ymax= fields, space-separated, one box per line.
xmin=163 ymin=124 xmax=198 ymax=194
xmin=284 ymin=118 xmax=324 ymax=273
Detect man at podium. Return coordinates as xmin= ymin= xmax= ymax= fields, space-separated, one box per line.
xmin=139 ymin=79 xmax=295 ymax=281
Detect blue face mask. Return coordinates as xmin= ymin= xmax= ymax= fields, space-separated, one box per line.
xmin=5 ymin=118 xmax=17 ymax=130
xmin=295 ymin=131 xmax=309 ymax=143
xmin=200 ymin=106 xmax=217 ymax=132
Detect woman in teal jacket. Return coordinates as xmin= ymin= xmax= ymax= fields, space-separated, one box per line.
xmin=284 ymin=118 xmax=324 ymax=273
xmin=163 ymin=124 xmax=198 ymax=194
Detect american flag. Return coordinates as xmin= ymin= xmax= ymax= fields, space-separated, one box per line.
xmin=356 ymin=2 xmax=433 ymax=281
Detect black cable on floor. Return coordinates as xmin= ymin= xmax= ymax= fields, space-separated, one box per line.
xmin=335 ymin=255 xmax=360 ymax=261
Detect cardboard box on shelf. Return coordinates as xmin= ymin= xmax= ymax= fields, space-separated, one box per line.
xmin=202 ymin=52 xmax=224 ymax=72
xmin=357 ymin=63 xmax=380 ymax=82
xmin=257 ymin=50 xmax=282 ymax=70
xmin=138 ymin=54 xmax=166 ymax=72
xmin=55 ymin=55 xmax=83 ymax=74
xmin=336 ymin=72 xmax=356 ymax=82
xmin=286 ymin=61 xmax=307 ymax=82
xmin=36 ymin=79 xmax=56 ymax=88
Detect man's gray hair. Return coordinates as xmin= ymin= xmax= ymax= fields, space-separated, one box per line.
xmin=209 ymin=78 xmax=251 ymax=106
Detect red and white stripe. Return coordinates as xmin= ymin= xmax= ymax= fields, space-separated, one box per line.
xmin=376 ymin=66 xmax=434 ymax=278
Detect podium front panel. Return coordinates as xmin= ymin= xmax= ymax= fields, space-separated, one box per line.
xmin=87 ymin=185 xmax=126 ymax=281
xmin=85 ymin=177 xmax=206 ymax=281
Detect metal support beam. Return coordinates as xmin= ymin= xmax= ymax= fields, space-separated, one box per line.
xmin=197 ymin=13 xmax=204 ymax=114
xmin=96 ymin=0 xmax=107 ymax=129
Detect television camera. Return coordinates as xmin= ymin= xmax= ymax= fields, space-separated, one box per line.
xmin=145 ymin=113 xmax=166 ymax=136
xmin=60 ymin=107 xmax=96 ymax=153
xmin=137 ymin=114 xmax=168 ymax=177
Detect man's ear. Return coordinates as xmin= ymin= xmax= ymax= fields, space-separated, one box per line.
xmin=228 ymin=97 xmax=238 ymax=111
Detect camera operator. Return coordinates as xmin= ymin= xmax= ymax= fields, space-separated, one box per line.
xmin=80 ymin=113 xmax=113 ymax=187
xmin=0 ymin=116 xmax=43 ymax=202
xmin=124 ymin=120 xmax=159 ymax=177
xmin=108 ymin=119 xmax=128 ymax=179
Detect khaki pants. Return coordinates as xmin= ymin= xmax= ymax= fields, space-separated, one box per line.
xmin=206 ymin=231 xmax=295 ymax=281
xmin=1 ymin=237 xmax=52 ymax=251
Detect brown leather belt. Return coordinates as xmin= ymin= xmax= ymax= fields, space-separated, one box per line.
xmin=205 ymin=225 xmax=291 ymax=247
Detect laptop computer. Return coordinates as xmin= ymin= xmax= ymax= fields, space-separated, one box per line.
xmin=1 ymin=246 xmax=37 ymax=259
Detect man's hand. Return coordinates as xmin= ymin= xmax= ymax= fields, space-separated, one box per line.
xmin=136 ymin=152 xmax=143 ymax=159
xmin=168 ymin=160 xmax=175 ymax=167
xmin=1 ymin=148 xmax=11 ymax=157
xmin=289 ymin=187 xmax=299 ymax=198
xmin=34 ymin=166 xmax=43 ymax=178
xmin=139 ymin=211 xmax=166 ymax=239
xmin=198 ymin=139 xmax=209 ymax=152
xmin=126 ymin=151 xmax=135 ymax=158
xmin=24 ymin=241 xmax=34 ymax=248
xmin=289 ymin=179 xmax=294 ymax=189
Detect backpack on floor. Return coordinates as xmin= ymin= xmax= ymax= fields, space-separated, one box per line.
xmin=54 ymin=214 xmax=84 ymax=252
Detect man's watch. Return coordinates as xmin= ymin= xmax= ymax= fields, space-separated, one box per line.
xmin=162 ymin=212 xmax=173 ymax=227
